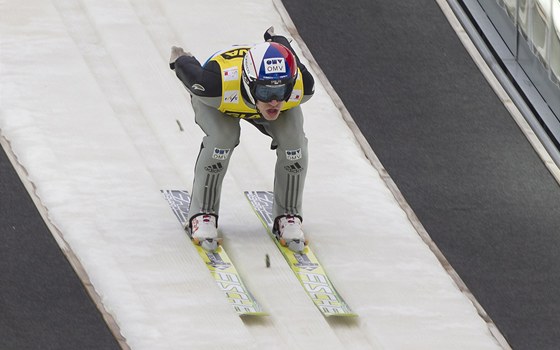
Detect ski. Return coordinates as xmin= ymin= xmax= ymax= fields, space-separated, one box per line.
xmin=245 ymin=191 xmax=356 ymax=317
xmin=162 ymin=190 xmax=266 ymax=316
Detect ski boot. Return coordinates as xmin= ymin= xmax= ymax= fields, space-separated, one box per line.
xmin=274 ymin=215 xmax=308 ymax=253
xmin=188 ymin=214 xmax=220 ymax=252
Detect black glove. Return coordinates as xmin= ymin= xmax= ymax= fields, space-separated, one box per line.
xmin=169 ymin=46 xmax=192 ymax=70
xmin=263 ymin=26 xmax=276 ymax=42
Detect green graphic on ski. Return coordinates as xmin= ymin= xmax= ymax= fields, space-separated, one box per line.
xmin=162 ymin=190 xmax=266 ymax=316
xmin=245 ymin=191 xmax=356 ymax=317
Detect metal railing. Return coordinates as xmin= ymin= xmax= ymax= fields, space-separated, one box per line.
xmin=497 ymin=0 xmax=560 ymax=85
xmin=450 ymin=0 xmax=560 ymax=168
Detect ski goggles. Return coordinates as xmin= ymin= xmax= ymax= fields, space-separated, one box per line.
xmin=253 ymin=83 xmax=290 ymax=102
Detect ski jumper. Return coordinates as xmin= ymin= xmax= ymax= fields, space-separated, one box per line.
xmin=173 ymin=36 xmax=314 ymax=224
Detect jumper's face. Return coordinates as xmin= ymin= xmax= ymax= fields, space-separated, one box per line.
xmin=256 ymin=99 xmax=285 ymax=120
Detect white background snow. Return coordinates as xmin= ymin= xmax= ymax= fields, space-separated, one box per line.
xmin=1 ymin=0 xmax=505 ymax=349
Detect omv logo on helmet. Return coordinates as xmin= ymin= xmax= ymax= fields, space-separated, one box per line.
xmin=264 ymin=58 xmax=286 ymax=74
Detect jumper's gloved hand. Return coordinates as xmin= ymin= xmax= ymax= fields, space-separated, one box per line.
xmin=263 ymin=26 xmax=276 ymax=41
xmin=169 ymin=46 xmax=192 ymax=70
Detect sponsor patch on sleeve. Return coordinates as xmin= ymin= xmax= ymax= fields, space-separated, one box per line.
xmin=286 ymin=148 xmax=302 ymax=160
xmin=213 ymin=148 xmax=231 ymax=160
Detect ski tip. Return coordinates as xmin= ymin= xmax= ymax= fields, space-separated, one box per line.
xmin=325 ymin=312 xmax=359 ymax=318
xmin=239 ymin=311 xmax=269 ymax=317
